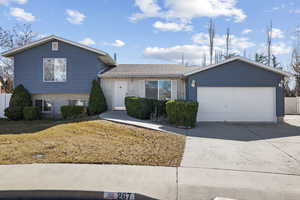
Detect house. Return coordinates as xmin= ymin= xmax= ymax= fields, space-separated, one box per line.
xmin=99 ymin=58 xmax=291 ymax=122
xmin=1 ymin=35 xmax=115 ymax=116
xmin=1 ymin=35 xmax=291 ymax=122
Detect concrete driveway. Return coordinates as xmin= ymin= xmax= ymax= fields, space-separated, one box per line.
xmin=100 ymin=112 xmax=300 ymax=199
xmin=181 ymin=115 xmax=300 ymax=175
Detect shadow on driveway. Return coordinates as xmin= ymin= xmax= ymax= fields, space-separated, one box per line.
xmin=184 ymin=121 xmax=300 ymax=142
xmin=101 ymin=111 xmax=300 ymax=142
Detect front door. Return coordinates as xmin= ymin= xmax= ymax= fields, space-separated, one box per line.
xmin=113 ymin=81 xmax=128 ymax=110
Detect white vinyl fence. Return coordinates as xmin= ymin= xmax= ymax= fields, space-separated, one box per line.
xmin=285 ymin=97 xmax=300 ymax=114
xmin=0 ymin=94 xmax=11 ymax=118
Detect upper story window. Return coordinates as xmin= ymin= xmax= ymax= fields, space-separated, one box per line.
xmin=43 ymin=58 xmax=67 ymax=82
xmin=145 ymin=80 xmax=171 ymax=100
xmin=52 ymin=42 xmax=59 ymax=51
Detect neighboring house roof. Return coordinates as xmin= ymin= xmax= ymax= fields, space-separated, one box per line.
xmin=184 ymin=56 xmax=292 ymax=77
xmin=99 ymin=64 xmax=202 ymax=78
xmin=1 ymin=35 xmax=109 ymax=58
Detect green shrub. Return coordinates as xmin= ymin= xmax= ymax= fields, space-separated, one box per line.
xmin=148 ymin=99 xmax=167 ymax=119
xmin=5 ymin=84 xmax=32 ymax=120
xmin=61 ymin=105 xmax=86 ymax=119
xmin=125 ymin=97 xmax=167 ymax=120
xmin=4 ymin=107 xmax=23 ymax=121
xmin=166 ymin=100 xmax=198 ymax=128
xmin=125 ymin=97 xmax=152 ymax=119
xmin=88 ymin=80 xmax=107 ymax=115
xmin=23 ymin=107 xmax=40 ymax=120
xmin=9 ymin=84 xmax=32 ymax=108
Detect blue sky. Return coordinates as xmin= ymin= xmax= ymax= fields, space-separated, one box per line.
xmin=0 ymin=0 xmax=299 ymax=70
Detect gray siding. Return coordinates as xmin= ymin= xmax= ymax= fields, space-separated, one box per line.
xmin=186 ymin=60 xmax=285 ymax=117
xmin=14 ymin=40 xmax=108 ymax=94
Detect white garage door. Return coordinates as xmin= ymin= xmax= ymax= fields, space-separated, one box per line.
xmin=197 ymin=87 xmax=276 ymax=122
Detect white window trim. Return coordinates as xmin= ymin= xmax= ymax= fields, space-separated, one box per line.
xmin=43 ymin=58 xmax=67 ymax=83
xmin=145 ymin=80 xmax=172 ymax=100
xmin=52 ymin=42 xmax=59 ymax=51
xmin=69 ymin=99 xmax=88 ymax=106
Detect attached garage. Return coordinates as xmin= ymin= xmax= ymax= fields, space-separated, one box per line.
xmin=185 ymin=57 xmax=291 ymax=122
xmin=196 ymin=87 xmax=276 ymax=122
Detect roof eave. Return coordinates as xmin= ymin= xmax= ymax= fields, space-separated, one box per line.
xmin=183 ymin=56 xmax=293 ymax=77
xmin=99 ymin=74 xmax=184 ymax=79
xmin=1 ymin=35 xmax=108 ymax=57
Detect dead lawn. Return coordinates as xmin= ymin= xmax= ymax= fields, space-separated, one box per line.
xmin=0 ymin=118 xmax=185 ymax=166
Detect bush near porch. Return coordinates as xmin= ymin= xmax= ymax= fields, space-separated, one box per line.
xmin=125 ymin=97 xmax=167 ymax=120
xmin=166 ymin=100 xmax=198 ymax=128
xmin=125 ymin=97 xmax=198 ymax=128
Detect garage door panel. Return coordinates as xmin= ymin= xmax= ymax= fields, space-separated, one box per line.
xmin=197 ymin=87 xmax=276 ymax=122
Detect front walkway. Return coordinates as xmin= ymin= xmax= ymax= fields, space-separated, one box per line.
xmin=100 ymin=111 xmax=187 ymax=135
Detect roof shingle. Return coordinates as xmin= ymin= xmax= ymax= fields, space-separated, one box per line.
xmin=99 ymin=64 xmax=201 ymax=78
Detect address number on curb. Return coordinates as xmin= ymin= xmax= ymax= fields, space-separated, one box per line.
xmin=104 ymin=192 xmax=135 ymax=200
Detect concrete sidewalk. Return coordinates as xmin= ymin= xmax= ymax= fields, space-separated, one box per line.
xmin=0 ymin=164 xmax=300 ymax=200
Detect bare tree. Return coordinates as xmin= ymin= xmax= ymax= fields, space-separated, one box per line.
xmin=0 ymin=24 xmax=37 ymax=80
xmin=255 ymin=53 xmax=268 ymax=65
xmin=202 ymin=53 xmax=207 ymax=66
xmin=181 ymin=53 xmax=185 ymax=65
xmin=266 ymin=21 xmax=273 ymax=66
xmin=225 ymin=27 xmax=231 ymax=58
xmin=292 ymin=26 xmax=300 ymax=96
xmin=271 ymin=55 xmax=280 ymax=68
xmin=208 ymin=19 xmax=215 ymax=64
xmin=0 ymin=76 xmax=13 ymax=93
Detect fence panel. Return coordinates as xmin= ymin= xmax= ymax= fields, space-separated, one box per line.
xmin=285 ymin=97 xmax=300 ymax=114
xmin=0 ymin=94 xmax=11 ymax=118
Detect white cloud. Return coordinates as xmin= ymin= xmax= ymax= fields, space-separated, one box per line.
xmin=144 ymin=44 xmax=210 ymax=64
xmin=0 ymin=0 xmax=27 ymax=5
xmin=257 ymin=42 xmax=292 ymax=55
xmin=144 ymin=30 xmax=258 ymax=65
xmin=131 ymin=0 xmax=246 ymax=23
xmin=79 ymin=38 xmax=96 ymax=46
xmin=272 ymin=4 xmax=285 ymax=11
xmin=242 ymin=29 xmax=252 ymax=34
xmin=66 ymin=9 xmax=86 ymax=24
xmin=272 ymin=28 xmax=284 ymax=39
xmin=130 ymin=0 xmax=161 ymax=21
xmin=153 ymin=21 xmax=193 ymax=32
xmin=192 ymin=32 xmax=255 ymax=51
xmin=271 ymin=42 xmax=292 ymax=55
xmin=10 ymin=7 xmax=35 ymax=22
xmin=104 ymin=40 xmax=126 ymax=47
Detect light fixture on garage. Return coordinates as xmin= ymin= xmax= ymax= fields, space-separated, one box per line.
xmin=278 ymin=80 xmax=284 ymax=87
xmin=191 ymin=80 xmax=196 ymax=88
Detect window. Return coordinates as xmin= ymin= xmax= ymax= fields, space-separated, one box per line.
xmin=145 ymin=80 xmax=171 ymax=100
xmin=145 ymin=81 xmax=158 ymax=100
xmin=35 ymin=99 xmax=52 ymax=112
xmin=43 ymin=58 xmax=67 ymax=82
xmin=69 ymin=100 xmax=87 ymax=106
xmin=52 ymin=42 xmax=58 ymax=51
